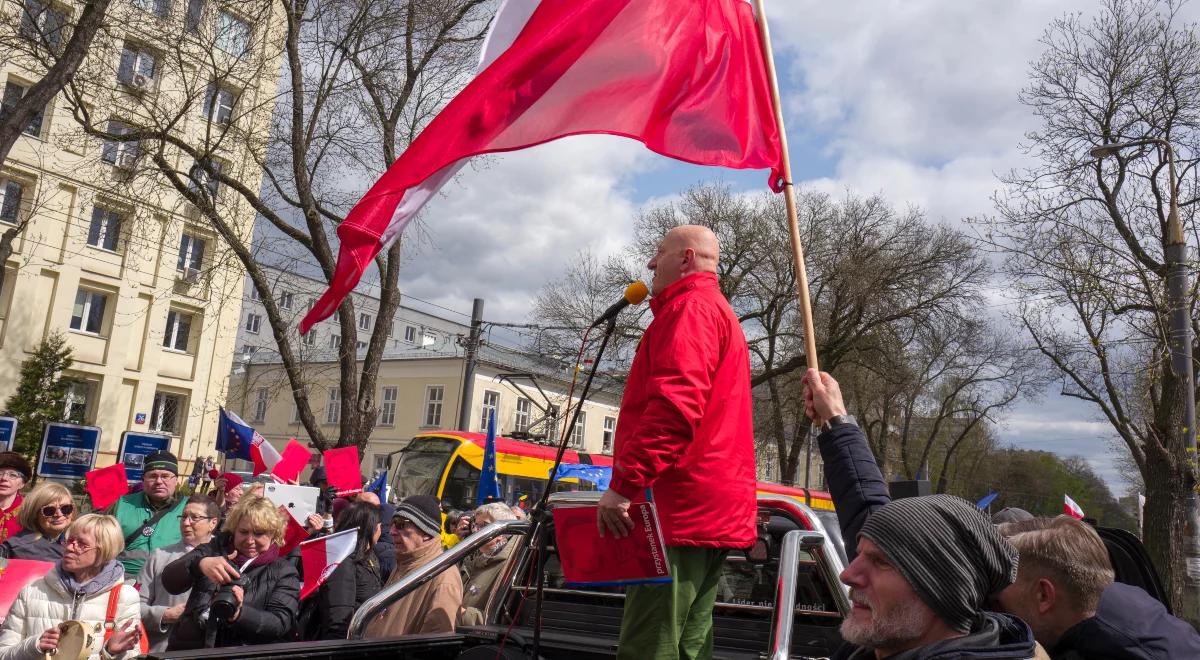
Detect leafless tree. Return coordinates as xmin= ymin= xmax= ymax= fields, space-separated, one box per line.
xmin=985 ymin=0 xmax=1200 ymax=619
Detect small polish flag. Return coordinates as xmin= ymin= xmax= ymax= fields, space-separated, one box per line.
xmin=279 ymin=505 xmax=310 ymax=555
xmin=1064 ymin=494 xmax=1085 ymax=520
xmin=250 ymin=432 xmax=284 ymax=477
xmin=299 ymin=528 xmax=359 ymax=599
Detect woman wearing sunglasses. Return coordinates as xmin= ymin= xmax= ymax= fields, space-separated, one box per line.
xmin=0 ymin=482 xmax=74 ymax=561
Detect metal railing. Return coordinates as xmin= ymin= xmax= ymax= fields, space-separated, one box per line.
xmin=769 ymin=530 xmax=834 ymax=660
xmin=347 ymin=519 xmax=531 ymax=639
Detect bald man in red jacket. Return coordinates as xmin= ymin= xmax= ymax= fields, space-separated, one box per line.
xmin=597 ymin=225 xmax=757 ymax=660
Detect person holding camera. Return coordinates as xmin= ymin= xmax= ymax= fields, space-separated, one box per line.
xmin=160 ymin=495 xmax=300 ymax=650
xmin=0 ymin=514 xmax=142 ymax=659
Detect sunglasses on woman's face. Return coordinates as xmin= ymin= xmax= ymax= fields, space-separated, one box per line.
xmin=41 ymin=504 xmax=74 ymax=518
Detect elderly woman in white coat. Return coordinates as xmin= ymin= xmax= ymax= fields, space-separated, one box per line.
xmin=136 ymin=495 xmax=219 ymax=652
xmin=0 ymin=514 xmax=141 ymax=660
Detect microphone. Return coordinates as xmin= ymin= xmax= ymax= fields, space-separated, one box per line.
xmin=590 ymin=281 xmax=649 ymax=328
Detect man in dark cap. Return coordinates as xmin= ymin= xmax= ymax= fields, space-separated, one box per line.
xmin=803 ymin=369 xmax=1040 ymax=659
xmin=110 ymin=450 xmax=187 ymax=577
xmin=0 ymin=452 xmax=32 ymax=542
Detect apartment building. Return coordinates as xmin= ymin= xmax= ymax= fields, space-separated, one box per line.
xmin=228 ymin=268 xmax=623 ymax=474
xmin=0 ymin=0 xmax=284 ymax=466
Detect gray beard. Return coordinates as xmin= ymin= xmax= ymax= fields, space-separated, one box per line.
xmin=840 ymin=589 xmax=931 ymax=650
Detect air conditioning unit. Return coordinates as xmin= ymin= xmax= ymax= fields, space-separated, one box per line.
xmin=181 ymin=267 xmax=201 ymax=284
xmin=128 ymin=73 xmax=151 ymax=93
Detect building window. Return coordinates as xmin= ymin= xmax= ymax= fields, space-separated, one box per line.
xmin=177 ymin=232 xmax=205 ymax=272
xmin=215 ymin=10 xmax=250 ymax=55
xmin=2 ymin=80 xmax=45 ymax=138
xmin=423 ymin=385 xmax=443 ymax=427
xmin=248 ymin=285 xmax=261 ymax=301
xmin=328 ymin=334 xmax=340 ymax=350
xmin=149 ymin=391 xmax=184 ymax=434
xmin=278 ymin=291 xmax=293 ymax=310
xmin=241 ymin=344 xmax=257 ymax=359
xmin=480 ymin=390 xmax=499 ymax=432
xmin=202 ymin=84 xmax=236 ymax=124
xmin=117 ymin=45 xmax=157 ymax=88
xmin=0 ymin=180 xmax=23 ymax=224
xmin=355 ymin=341 xmax=366 ymax=351
xmin=290 ymin=404 xmax=300 ymax=424
xmin=569 ymin=411 xmax=586 ymax=449
xmin=243 ymin=312 xmax=261 ymax=334
xmin=69 ymin=288 xmax=107 ymax=335
xmin=602 ymin=416 xmax=616 ymax=453
xmin=162 ymin=309 xmax=192 ymax=352
xmin=514 ymin=397 xmax=531 ymax=433
xmin=301 ymin=330 xmax=315 ymax=347
xmin=184 ymin=0 xmax=203 ymax=32
xmin=20 ymin=0 xmax=67 ymax=52
xmin=189 ymin=158 xmax=222 ymax=199
xmin=373 ymin=454 xmax=388 ymax=472
xmin=132 ymin=0 xmax=170 ymax=18
xmin=422 ymin=332 xmax=437 ymax=346
xmin=403 ymin=325 xmax=416 ymax=343
xmin=253 ymin=387 xmax=268 ymax=422
xmin=100 ymin=120 xmax=139 ymax=167
xmin=305 ymin=298 xmax=315 ymax=313
xmin=86 ymin=206 xmax=121 ymax=251
xmin=63 ymin=380 xmax=94 ymax=424
xmin=325 ymin=387 xmax=339 ymax=424
xmin=378 ymin=386 xmax=397 ymax=426
xmin=358 ymin=313 xmax=371 ymax=331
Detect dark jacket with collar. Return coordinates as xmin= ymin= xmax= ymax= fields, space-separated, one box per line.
xmin=1050 ymin=581 xmax=1200 ymax=659
xmin=312 ymin=549 xmax=383 ymax=640
xmin=818 ymin=423 xmax=1038 ymax=660
xmin=161 ymin=532 xmax=301 ymax=650
xmin=0 ymin=529 xmax=64 ymax=561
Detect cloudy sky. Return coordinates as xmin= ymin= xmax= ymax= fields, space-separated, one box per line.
xmin=376 ymin=0 xmax=1200 ymax=496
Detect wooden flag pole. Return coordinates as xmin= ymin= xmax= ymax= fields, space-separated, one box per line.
xmin=752 ymin=0 xmax=820 ymax=372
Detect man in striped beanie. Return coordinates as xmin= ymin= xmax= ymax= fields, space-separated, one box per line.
xmin=803 ymin=369 xmax=1041 ymax=660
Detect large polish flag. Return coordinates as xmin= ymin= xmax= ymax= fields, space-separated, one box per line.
xmin=299 ymin=529 xmax=359 ymax=598
xmin=250 ymin=432 xmax=284 ymax=478
xmin=300 ymin=0 xmax=783 ymax=333
xmin=1063 ymin=494 xmax=1085 ymax=520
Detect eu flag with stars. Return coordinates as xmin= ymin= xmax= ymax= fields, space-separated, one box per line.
xmin=217 ymin=407 xmax=254 ymax=462
xmin=476 ymin=409 xmax=502 ymax=505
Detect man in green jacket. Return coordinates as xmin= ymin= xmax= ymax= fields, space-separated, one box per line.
xmin=110 ymin=450 xmax=186 ymax=578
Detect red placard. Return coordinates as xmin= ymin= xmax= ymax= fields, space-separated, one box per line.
xmin=0 ymin=559 xmax=55 ymax=622
xmin=85 ymin=463 xmax=129 ymax=510
xmin=552 ymin=502 xmax=672 ymax=587
xmin=271 ymin=440 xmax=313 ymax=484
xmin=323 ymin=446 xmax=362 ymax=496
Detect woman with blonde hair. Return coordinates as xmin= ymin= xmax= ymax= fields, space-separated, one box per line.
xmin=0 ymin=482 xmax=74 ymax=561
xmin=160 ymin=495 xmax=300 ymax=649
xmin=0 ymin=514 xmax=141 ymax=659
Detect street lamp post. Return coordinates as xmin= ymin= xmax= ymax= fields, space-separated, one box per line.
xmin=1092 ymin=138 xmax=1200 ymax=611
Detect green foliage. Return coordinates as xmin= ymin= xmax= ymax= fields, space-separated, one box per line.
xmin=2 ymin=332 xmax=76 ymax=462
xmin=956 ymin=447 xmax=1137 ymax=532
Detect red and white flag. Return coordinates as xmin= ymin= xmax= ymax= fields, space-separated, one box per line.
xmin=300 ymin=0 xmax=783 ymax=332
xmin=299 ymin=529 xmax=359 ymax=599
xmin=1063 ymin=494 xmax=1085 ymax=520
xmin=250 ymin=432 xmax=284 ymax=477
xmin=279 ymin=505 xmax=310 ymax=555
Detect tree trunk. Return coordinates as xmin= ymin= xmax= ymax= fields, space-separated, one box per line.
xmin=1142 ymin=440 xmax=1198 ymax=624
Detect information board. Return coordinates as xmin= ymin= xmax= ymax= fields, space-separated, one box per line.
xmin=37 ymin=422 xmax=101 ymax=479
xmin=0 ymin=417 xmax=15 ymax=453
xmin=117 ymin=432 xmax=171 ymax=482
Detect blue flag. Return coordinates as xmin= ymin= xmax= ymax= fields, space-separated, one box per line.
xmin=976 ymin=491 xmax=1000 ymax=510
xmin=216 ymin=407 xmax=254 ymax=462
xmin=366 ymin=470 xmax=389 ymax=503
xmin=476 ymin=409 xmax=502 ymax=505
xmin=550 ymin=463 xmax=612 ymax=491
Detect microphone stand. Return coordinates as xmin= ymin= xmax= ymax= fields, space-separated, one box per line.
xmin=528 ymin=316 xmax=619 ymax=659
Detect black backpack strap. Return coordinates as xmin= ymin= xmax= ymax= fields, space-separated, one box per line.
xmin=124 ymin=501 xmax=176 ymax=546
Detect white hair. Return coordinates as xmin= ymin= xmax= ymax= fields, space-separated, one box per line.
xmin=474 ymin=502 xmax=517 ymax=524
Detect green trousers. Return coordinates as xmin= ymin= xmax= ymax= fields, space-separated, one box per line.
xmin=616 ymin=546 xmax=728 ymax=660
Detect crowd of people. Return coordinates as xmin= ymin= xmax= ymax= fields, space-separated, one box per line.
xmin=0 ymin=449 xmax=530 ymax=658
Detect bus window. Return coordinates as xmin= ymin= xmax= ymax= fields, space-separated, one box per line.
xmin=442 ymin=457 xmax=482 ymax=511
xmin=392 ymin=437 xmax=458 ymax=502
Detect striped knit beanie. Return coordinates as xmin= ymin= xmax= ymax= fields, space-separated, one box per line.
xmin=859 ymin=494 xmax=1018 ymax=633
xmin=394 ymin=494 xmax=442 ymax=538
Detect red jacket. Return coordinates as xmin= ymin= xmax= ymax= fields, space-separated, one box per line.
xmin=609 ymin=272 xmax=756 ymax=548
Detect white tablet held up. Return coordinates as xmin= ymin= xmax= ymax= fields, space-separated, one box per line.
xmin=264 ymin=483 xmax=320 ymax=521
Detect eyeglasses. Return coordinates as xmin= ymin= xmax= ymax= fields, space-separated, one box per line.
xmin=181 ymin=514 xmax=215 ymax=523
xmin=144 ymin=473 xmax=177 ymax=482
xmin=65 ymin=537 xmax=94 ymax=553
xmin=392 ymin=518 xmax=416 ymax=530
xmin=0 ymin=470 xmax=25 ymax=481
xmin=40 ymin=504 xmax=74 ymax=518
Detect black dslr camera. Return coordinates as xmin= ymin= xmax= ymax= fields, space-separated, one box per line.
xmin=209 ymin=574 xmax=246 ymax=621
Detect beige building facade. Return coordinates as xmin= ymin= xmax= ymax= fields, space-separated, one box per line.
xmin=0 ymin=0 xmax=284 ymax=467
